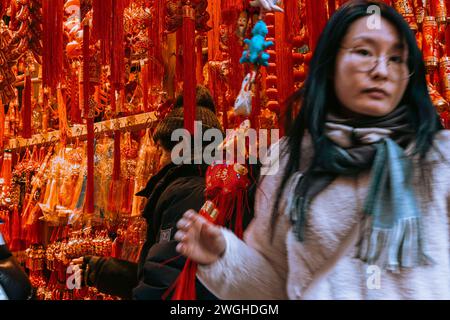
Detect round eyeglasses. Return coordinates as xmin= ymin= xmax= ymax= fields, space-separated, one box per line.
xmin=340 ymin=46 xmax=414 ymax=80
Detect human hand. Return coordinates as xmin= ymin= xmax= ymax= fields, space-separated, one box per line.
xmin=175 ymin=210 xmax=226 ymax=266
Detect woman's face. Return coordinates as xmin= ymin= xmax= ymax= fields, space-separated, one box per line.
xmin=334 ymin=16 xmax=410 ymax=117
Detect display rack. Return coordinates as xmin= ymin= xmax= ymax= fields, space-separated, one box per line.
xmin=4 ymin=111 xmax=158 ymax=151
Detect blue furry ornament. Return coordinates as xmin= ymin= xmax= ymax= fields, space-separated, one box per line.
xmin=240 ymin=20 xmax=274 ymax=67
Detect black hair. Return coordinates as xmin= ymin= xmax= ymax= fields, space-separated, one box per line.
xmin=270 ymin=0 xmax=443 ymax=239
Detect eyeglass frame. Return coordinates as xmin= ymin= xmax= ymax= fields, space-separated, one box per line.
xmin=338 ymin=45 xmax=415 ymax=80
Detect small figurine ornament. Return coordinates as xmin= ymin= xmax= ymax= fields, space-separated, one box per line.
xmin=240 ymin=20 xmax=274 ymax=67
xmin=234 ymin=72 xmax=256 ymax=116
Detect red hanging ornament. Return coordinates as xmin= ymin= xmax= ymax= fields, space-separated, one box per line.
xmin=423 ymin=16 xmax=439 ymax=70
xmin=42 ymin=0 xmax=64 ymax=90
xmin=393 ymin=0 xmax=418 ymax=30
xmin=167 ymin=161 xmax=251 ymax=300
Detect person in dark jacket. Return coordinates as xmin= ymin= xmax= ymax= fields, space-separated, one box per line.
xmin=0 ymin=221 xmax=33 ymax=300
xmin=72 ymin=85 xmax=255 ymax=300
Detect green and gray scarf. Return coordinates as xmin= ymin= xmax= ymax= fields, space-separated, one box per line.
xmin=287 ymin=105 xmax=432 ymax=272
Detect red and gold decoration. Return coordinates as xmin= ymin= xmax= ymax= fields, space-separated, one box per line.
xmin=0 ymin=0 xmax=449 ymax=301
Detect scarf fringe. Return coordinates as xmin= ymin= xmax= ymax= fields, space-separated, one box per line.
xmin=356 ymin=216 xmax=433 ymax=273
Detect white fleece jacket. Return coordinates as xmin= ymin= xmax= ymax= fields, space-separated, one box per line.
xmin=197 ymin=130 xmax=450 ymax=300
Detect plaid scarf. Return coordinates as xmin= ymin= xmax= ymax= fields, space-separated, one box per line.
xmin=287 ymin=105 xmax=432 ymax=272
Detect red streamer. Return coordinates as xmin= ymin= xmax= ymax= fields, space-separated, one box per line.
xmin=42 ymin=0 xmax=64 ymax=90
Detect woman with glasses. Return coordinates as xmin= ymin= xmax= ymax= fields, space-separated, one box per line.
xmin=175 ymin=0 xmax=450 ymax=299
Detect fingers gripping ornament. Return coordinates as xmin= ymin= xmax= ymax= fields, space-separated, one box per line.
xmin=240 ymin=20 xmax=274 ymax=67
xmin=249 ymin=0 xmax=284 ymax=12
xmin=166 ymin=121 xmax=253 ymax=300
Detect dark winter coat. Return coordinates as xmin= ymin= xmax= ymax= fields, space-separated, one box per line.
xmin=84 ymin=163 xmax=217 ymax=300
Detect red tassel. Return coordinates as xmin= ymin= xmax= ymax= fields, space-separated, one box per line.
xmin=9 ymin=205 xmax=21 ymax=252
xmin=229 ymin=30 xmax=245 ymax=98
xmin=111 ymin=238 xmax=122 ymax=259
xmin=113 ymin=130 xmax=121 ymax=180
xmin=183 ymin=5 xmax=197 ymax=134
xmin=83 ymin=22 xmax=91 ymax=118
xmin=22 ymin=72 xmax=32 ymax=138
xmin=221 ymin=0 xmax=243 ymax=25
xmin=251 ymin=81 xmax=261 ymax=130
xmin=1 ymin=151 xmax=12 ymax=187
xmin=171 ymin=260 xmax=198 ymax=300
xmin=42 ymin=0 xmax=64 ymax=90
xmin=328 ymin=0 xmax=336 ymax=17
xmin=0 ymin=97 xmax=4 ymax=150
xmin=285 ymin=0 xmax=302 ymax=41
xmin=276 ymin=12 xmax=294 ymax=137
xmin=70 ymin=70 xmax=82 ymax=124
xmin=196 ymin=36 xmax=204 ymax=84
xmin=111 ymin=0 xmax=128 ymax=89
xmin=222 ymin=91 xmax=229 ymax=130
xmin=86 ymin=118 xmax=95 ymax=214
xmin=305 ymin=0 xmax=328 ymax=52
xmin=92 ymin=0 xmax=113 ymax=65
xmin=142 ymin=63 xmax=149 ymax=112
xmin=149 ymin=0 xmax=165 ymax=89
xmin=176 ymin=29 xmax=184 ymax=88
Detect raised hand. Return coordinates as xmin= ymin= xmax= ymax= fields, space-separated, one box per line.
xmin=175 ymin=210 xmax=226 ymax=266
